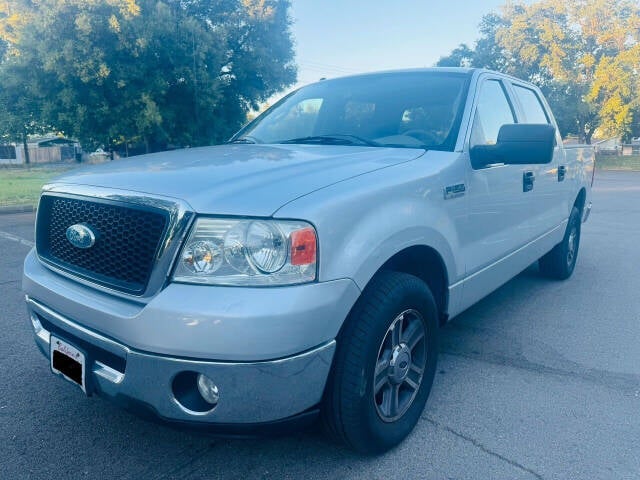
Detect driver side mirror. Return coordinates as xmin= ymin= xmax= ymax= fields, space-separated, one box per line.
xmin=470 ymin=123 xmax=555 ymax=169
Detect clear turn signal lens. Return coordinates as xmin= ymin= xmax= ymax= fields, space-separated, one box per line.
xmin=181 ymin=240 xmax=223 ymax=274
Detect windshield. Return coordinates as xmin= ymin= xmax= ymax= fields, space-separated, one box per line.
xmin=233 ymin=71 xmax=470 ymax=150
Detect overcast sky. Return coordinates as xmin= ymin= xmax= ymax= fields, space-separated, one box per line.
xmin=289 ymin=0 xmax=511 ymax=88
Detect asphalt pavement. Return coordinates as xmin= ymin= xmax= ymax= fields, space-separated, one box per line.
xmin=1 ymin=171 xmax=639 ymax=479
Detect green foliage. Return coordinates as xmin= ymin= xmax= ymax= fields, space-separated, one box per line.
xmin=0 ymin=0 xmax=296 ymax=152
xmin=437 ymin=0 xmax=640 ymax=143
xmin=0 ymin=0 xmax=46 ymax=158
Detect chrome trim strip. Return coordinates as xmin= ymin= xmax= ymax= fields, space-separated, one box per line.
xmin=26 ymin=296 xmax=132 ymax=355
xmin=94 ymin=361 xmax=125 ymax=384
xmin=36 ymin=184 xmax=195 ymax=300
xmin=171 ymin=397 xmax=215 ymax=417
xmin=30 ymin=309 xmax=50 ymax=345
xmin=131 ymin=338 xmax=338 ymax=367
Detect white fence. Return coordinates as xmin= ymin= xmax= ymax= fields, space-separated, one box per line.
xmin=596 ymin=144 xmax=640 ymax=156
xmin=0 ymin=144 xmax=77 ymax=164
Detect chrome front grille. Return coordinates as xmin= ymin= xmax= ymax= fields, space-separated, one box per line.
xmin=36 ymin=194 xmax=169 ymax=295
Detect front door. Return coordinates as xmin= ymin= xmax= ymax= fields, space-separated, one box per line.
xmin=461 ymin=77 xmax=536 ymax=308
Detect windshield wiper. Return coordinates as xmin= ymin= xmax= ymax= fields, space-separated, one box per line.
xmin=277 ymin=134 xmax=381 ymax=147
xmin=377 ymin=143 xmax=430 ymax=150
xmin=227 ymin=136 xmax=260 ymax=144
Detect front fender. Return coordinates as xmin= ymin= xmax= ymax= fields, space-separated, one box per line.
xmin=321 ymin=203 xmax=459 ymax=291
xmin=274 ymin=157 xmax=464 ymax=292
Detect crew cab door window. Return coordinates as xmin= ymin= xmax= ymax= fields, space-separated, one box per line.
xmin=512 ymin=85 xmax=549 ymax=124
xmin=469 ymin=80 xmax=515 ymax=148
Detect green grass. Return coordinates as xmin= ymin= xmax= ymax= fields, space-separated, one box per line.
xmin=0 ymin=166 xmax=74 ymax=207
xmin=596 ymin=154 xmax=640 ymax=171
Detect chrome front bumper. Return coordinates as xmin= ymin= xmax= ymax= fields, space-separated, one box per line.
xmin=27 ymin=296 xmax=335 ymax=424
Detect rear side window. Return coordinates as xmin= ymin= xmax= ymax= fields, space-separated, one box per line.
xmin=470 ymin=80 xmax=515 ymax=147
xmin=513 ymin=85 xmax=549 ymax=124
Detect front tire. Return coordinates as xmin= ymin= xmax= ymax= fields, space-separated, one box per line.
xmin=539 ymin=206 xmax=581 ymax=280
xmin=321 ymin=271 xmax=438 ymax=454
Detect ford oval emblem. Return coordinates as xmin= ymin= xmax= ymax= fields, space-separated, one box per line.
xmin=65 ymin=224 xmax=96 ymax=249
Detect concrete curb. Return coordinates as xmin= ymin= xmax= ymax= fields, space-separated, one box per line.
xmin=0 ymin=204 xmax=36 ymax=215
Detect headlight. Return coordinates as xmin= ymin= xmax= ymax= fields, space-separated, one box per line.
xmin=172 ymin=217 xmax=317 ymax=286
xmin=245 ymin=221 xmax=288 ymax=273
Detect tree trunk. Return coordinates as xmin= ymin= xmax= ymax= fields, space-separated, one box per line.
xmin=585 ymin=127 xmax=595 ymax=145
xmin=22 ymin=130 xmax=30 ymax=165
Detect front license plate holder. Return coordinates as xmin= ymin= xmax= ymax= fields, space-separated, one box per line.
xmin=50 ymin=335 xmax=87 ymax=394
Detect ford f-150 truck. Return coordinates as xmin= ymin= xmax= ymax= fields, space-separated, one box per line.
xmin=23 ymin=68 xmax=594 ymax=453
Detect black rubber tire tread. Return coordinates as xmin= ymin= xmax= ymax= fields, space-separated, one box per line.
xmin=321 ymin=271 xmax=438 ymax=454
xmin=539 ymin=206 xmax=581 ymax=280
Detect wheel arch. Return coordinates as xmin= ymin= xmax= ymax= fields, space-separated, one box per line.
xmin=371 ymin=245 xmax=449 ymax=325
xmin=574 ymin=187 xmax=587 ymax=216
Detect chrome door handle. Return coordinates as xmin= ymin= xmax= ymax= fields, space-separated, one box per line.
xmin=558 ymin=165 xmax=566 ymax=182
xmin=523 ymin=171 xmax=535 ymax=192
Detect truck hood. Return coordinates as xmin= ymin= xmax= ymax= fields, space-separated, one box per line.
xmin=52 ymin=144 xmax=424 ymax=216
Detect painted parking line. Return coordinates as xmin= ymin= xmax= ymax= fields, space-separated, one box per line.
xmin=0 ymin=230 xmax=35 ymax=248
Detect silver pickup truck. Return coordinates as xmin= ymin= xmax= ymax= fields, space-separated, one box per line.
xmin=23 ymin=68 xmax=594 ymax=453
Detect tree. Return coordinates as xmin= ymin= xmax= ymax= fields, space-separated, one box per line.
xmin=436 ymin=44 xmax=475 ymax=68
xmin=0 ymin=0 xmax=23 ymax=61
xmin=0 ymin=0 xmax=296 ymax=152
xmin=0 ymin=1 xmax=45 ymax=163
xmin=0 ymin=0 xmax=48 ymax=164
xmin=437 ymin=0 xmax=640 ymax=143
xmin=0 ymin=62 xmax=49 ymax=164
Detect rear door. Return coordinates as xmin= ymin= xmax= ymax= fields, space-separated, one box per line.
xmin=508 ymin=83 xmax=568 ymax=236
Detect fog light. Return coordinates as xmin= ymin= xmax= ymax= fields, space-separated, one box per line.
xmin=197 ymin=374 xmax=219 ymax=405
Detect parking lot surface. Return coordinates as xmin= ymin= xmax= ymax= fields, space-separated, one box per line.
xmin=1 ymin=171 xmax=639 ymax=479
